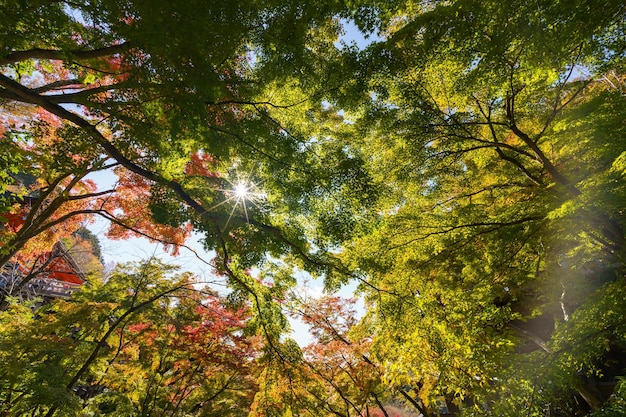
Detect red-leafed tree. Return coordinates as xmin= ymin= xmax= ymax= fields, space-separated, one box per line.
xmin=100 ymin=167 xmax=193 ymax=255
xmin=0 ymin=259 xmax=263 ymax=417
xmin=250 ymin=295 xmax=417 ymax=417
xmin=297 ymin=295 xmax=399 ymax=417
xmin=102 ymin=292 xmax=261 ymax=416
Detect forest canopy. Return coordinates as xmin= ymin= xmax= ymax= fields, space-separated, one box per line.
xmin=0 ymin=0 xmax=625 ymax=416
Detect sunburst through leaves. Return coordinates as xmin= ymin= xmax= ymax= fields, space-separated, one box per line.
xmin=209 ymin=174 xmax=266 ymax=228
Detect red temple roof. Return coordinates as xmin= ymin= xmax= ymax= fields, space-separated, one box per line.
xmin=46 ymin=255 xmax=85 ymax=285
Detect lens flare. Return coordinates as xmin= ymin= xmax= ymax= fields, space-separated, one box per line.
xmin=208 ymin=173 xmax=266 ymax=229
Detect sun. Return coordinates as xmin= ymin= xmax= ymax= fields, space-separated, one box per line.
xmin=232 ymin=181 xmax=249 ymax=199
xmin=208 ymin=173 xmax=266 ymax=228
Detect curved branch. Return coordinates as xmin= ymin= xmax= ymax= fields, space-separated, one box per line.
xmin=33 ymin=79 xmax=82 ymax=93
xmin=92 ymin=210 xmax=215 ymax=267
xmin=505 ymin=94 xmax=580 ymax=195
xmin=0 ymin=42 xmax=130 ymax=66
xmin=399 ymin=389 xmax=429 ymax=416
xmin=43 ymin=84 xmax=127 ymax=104
xmin=206 ymin=97 xmax=309 ymax=109
xmin=0 ymin=72 xmax=210 ymax=216
xmin=387 ymin=216 xmax=544 ymax=250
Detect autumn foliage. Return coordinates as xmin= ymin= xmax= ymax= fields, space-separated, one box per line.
xmin=1 ymin=1 xmax=626 ymax=417
xmin=0 ymin=260 xmax=262 ymax=416
xmin=101 ymin=168 xmax=193 ymax=255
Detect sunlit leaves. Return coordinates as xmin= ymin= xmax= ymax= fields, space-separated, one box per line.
xmin=328 ymin=0 xmax=626 ymax=413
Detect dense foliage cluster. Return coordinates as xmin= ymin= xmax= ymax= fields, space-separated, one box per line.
xmin=1 ymin=0 xmax=625 ymax=415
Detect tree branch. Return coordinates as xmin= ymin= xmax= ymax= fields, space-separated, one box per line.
xmin=0 ymin=42 xmax=130 ymax=66
xmin=505 ymin=93 xmax=580 ymax=195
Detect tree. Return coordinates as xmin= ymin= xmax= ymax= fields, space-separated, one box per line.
xmin=329 ymin=0 xmax=626 ymax=413
xmin=0 ymin=3 xmax=387 ymax=344
xmin=66 ymin=227 xmax=105 ymax=279
xmin=0 ymin=148 xmax=112 ymax=267
xmin=0 ymin=258 xmax=262 ymax=416
xmin=249 ymin=295 xmax=410 ymax=417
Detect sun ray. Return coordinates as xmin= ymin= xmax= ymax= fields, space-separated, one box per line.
xmin=207 ymin=195 xmax=237 ymax=211
xmin=242 ymin=196 xmax=249 ymax=223
xmin=224 ymin=200 xmax=240 ymax=229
